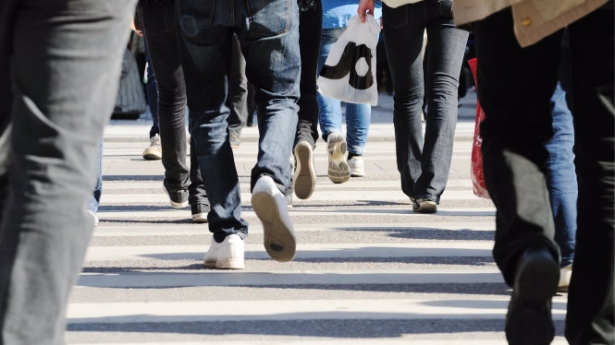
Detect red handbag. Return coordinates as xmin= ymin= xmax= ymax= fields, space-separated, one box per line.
xmin=468 ymin=58 xmax=490 ymax=199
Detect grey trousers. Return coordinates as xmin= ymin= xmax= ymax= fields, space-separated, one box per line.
xmin=0 ymin=1 xmax=135 ymax=344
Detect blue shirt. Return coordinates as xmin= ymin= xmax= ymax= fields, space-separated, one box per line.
xmin=322 ymin=0 xmax=382 ymax=29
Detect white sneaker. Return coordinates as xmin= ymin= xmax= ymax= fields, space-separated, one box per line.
xmin=412 ymin=198 xmax=438 ymax=213
xmin=293 ymin=141 xmax=316 ymax=200
xmin=327 ymin=133 xmax=350 ymax=184
xmin=349 ymin=156 xmax=366 ymax=177
xmin=87 ymin=210 xmax=99 ymax=227
xmin=143 ymin=134 xmax=162 ymax=160
xmin=252 ymin=175 xmax=296 ymax=262
xmin=203 ymin=234 xmax=244 ymax=269
xmin=558 ymin=264 xmax=572 ymax=292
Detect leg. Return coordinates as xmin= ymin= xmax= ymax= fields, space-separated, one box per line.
xmin=189 ymin=136 xmax=210 ymax=223
xmin=345 ymin=102 xmax=371 ymax=178
xmin=317 ymin=28 xmax=345 ymax=142
xmin=142 ymin=40 xmax=163 ymax=161
xmin=177 ymin=1 xmax=247 ymax=240
xmin=382 ymin=2 xmax=427 ymax=200
xmin=142 ymin=4 xmax=190 ymax=194
xmin=565 ymin=8 xmax=615 ymax=344
xmin=87 ymin=140 xmax=104 ymax=214
xmin=475 ymin=8 xmax=562 ymax=345
xmin=545 ymin=82 xmax=577 ymax=270
xmin=227 ymin=34 xmax=248 ymax=147
xmin=295 ymin=0 xmax=322 ymax=149
xmin=420 ymin=4 xmax=468 ymax=203
xmin=0 ymin=0 xmax=134 ymax=342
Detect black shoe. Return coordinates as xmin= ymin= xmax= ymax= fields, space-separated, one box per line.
xmin=163 ymin=178 xmax=189 ymax=209
xmin=191 ymin=203 xmax=210 ymax=223
xmin=505 ymin=246 xmax=559 ymax=345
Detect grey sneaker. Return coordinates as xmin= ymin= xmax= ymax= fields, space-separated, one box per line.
xmin=293 ymin=141 xmax=316 ymax=199
xmin=143 ymin=134 xmax=162 ymax=160
xmin=327 ymin=133 xmax=350 ymax=184
xmin=412 ymin=198 xmax=437 ymax=213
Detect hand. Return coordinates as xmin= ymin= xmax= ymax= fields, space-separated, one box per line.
xmin=130 ymin=17 xmax=143 ymax=37
xmin=358 ymin=0 xmax=375 ymax=23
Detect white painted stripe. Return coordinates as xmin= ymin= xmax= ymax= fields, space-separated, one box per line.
xmin=97 ymin=207 xmax=496 ymax=220
xmin=71 ymin=340 xmax=569 ymax=345
xmin=76 ymin=270 xmax=503 ymax=288
xmin=84 ymin=242 xmax=493 ymax=262
xmin=92 ymin=222 xmax=495 ymax=237
xmin=66 ymin=298 xmax=567 ymax=324
xmin=100 ymin=190 xmax=486 ymax=204
xmin=102 ymin=180 xmax=473 ymax=190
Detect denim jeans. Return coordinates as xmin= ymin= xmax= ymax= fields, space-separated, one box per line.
xmin=383 ymin=0 xmax=468 ymax=203
xmin=177 ymin=0 xmax=301 ymax=239
xmin=141 ymin=3 xmax=208 ymax=206
xmin=546 ymin=83 xmax=577 ymax=267
xmin=0 ymin=0 xmax=134 ymax=343
xmin=475 ymin=8 xmax=613 ymax=344
xmin=295 ymin=0 xmax=322 ymax=149
xmin=318 ymin=28 xmax=371 ymax=155
xmin=227 ymin=34 xmax=250 ymax=138
xmin=145 ymin=40 xmax=160 ymax=139
xmin=87 ymin=140 xmax=104 ymax=213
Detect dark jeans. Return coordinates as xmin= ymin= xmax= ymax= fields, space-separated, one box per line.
xmin=177 ymin=0 xmax=301 ymax=239
xmin=145 ymin=40 xmax=160 ymax=139
xmin=383 ymin=0 xmax=468 ymax=203
xmin=227 ymin=34 xmax=249 ymax=138
xmin=0 ymin=0 xmax=134 ymax=343
xmin=295 ymin=0 xmax=322 ymax=148
xmin=475 ymin=8 xmax=614 ymax=344
xmin=141 ymin=3 xmax=208 ymax=205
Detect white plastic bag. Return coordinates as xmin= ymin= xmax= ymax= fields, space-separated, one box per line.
xmin=317 ymin=14 xmax=380 ymax=106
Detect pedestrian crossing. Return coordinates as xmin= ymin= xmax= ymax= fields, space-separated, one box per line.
xmin=66 ymin=118 xmax=569 ymax=344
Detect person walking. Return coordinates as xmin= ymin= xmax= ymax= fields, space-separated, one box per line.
xmin=359 ymin=0 xmax=469 ymax=214
xmin=177 ymin=0 xmax=302 ymax=269
xmin=318 ymin=0 xmax=381 ymax=183
xmin=0 ymin=0 xmax=136 ymax=342
xmin=454 ymin=1 xmax=614 ymax=344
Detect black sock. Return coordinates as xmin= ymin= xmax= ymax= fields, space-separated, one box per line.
xmin=348 ymin=153 xmax=361 ymax=160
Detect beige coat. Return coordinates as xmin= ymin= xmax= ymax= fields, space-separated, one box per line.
xmin=453 ymin=0 xmax=609 ymax=47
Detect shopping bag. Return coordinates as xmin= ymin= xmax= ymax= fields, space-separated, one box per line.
xmin=468 ymin=58 xmax=490 ymax=199
xmin=317 ymin=14 xmax=380 ymax=106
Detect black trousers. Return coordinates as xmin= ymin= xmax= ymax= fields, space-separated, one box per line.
xmin=475 ymin=8 xmax=614 ymax=344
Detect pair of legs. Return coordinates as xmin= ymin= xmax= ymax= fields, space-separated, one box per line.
xmin=178 ymin=0 xmax=301 ymax=266
xmin=475 ymin=7 xmax=613 ymax=344
xmin=140 ymin=3 xmax=210 ymax=221
xmin=0 ymin=0 xmax=135 ymax=342
xmin=383 ymin=0 xmax=468 ymax=212
xmin=318 ymin=28 xmax=372 ymax=181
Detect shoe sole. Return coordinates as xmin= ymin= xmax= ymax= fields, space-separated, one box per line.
xmin=413 ymin=202 xmax=437 ymax=214
xmin=350 ymin=171 xmax=366 ymax=178
xmin=192 ymin=213 xmax=208 ymax=224
xmin=143 ymin=152 xmax=162 ymax=160
xmin=251 ymin=191 xmax=296 ymax=263
xmin=293 ymin=142 xmax=316 ymax=200
xmin=204 ymin=259 xmax=244 ymax=270
xmin=327 ymin=136 xmax=350 ymax=184
xmin=506 ymin=253 xmax=559 ymax=345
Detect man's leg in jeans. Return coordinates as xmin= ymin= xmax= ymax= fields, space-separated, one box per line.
xmin=292 ymin=0 xmax=322 ymax=200
xmin=238 ymin=0 xmax=301 ymax=262
xmin=176 ymin=3 xmax=248 ymax=245
xmin=475 ymin=8 xmax=561 ymax=344
xmin=0 ymin=0 xmax=134 ymax=343
xmin=565 ymin=8 xmax=614 ymax=344
xmin=142 ymin=39 xmax=162 ymax=161
xmin=227 ymin=34 xmax=249 ymax=148
xmin=545 ymin=82 xmax=577 ymax=289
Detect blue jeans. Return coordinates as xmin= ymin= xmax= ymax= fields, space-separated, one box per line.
xmin=177 ymin=0 xmax=301 ymax=240
xmin=546 ymin=83 xmax=577 ymax=267
xmin=383 ymin=0 xmax=468 ymax=203
xmin=318 ymin=28 xmax=371 ymax=155
xmin=87 ymin=140 xmax=103 ymax=213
